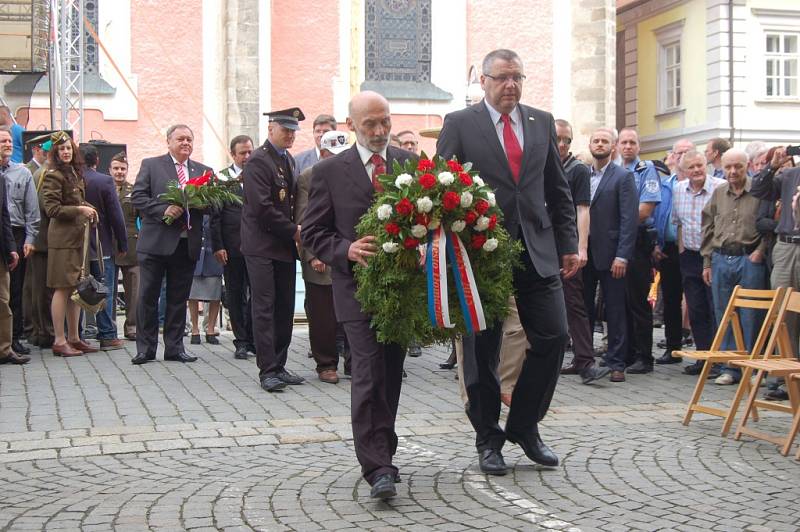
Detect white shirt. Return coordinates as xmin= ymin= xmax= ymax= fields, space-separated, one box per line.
xmin=484 ymin=100 xmax=524 ymax=151
xmin=355 ymin=143 xmax=388 ymax=185
xmin=590 ymin=161 xmax=611 ymax=201
xmin=170 ymin=155 xmax=189 ymax=185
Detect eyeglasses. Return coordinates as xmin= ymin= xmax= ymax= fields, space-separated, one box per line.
xmin=557 ymin=136 xmax=572 ymax=145
xmin=484 ymin=73 xmax=526 ymax=84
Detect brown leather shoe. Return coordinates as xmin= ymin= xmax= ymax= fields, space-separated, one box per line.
xmin=69 ymin=339 xmax=99 ymax=353
xmin=500 ymin=393 xmax=512 ymax=407
xmin=0 ymin=351 xmax=31 ymax=364
xmin=318 ymin=369 xmax=339 ymax=384
xmin=52 ymin=343 xmax=83 ymax=357
xmin=99 ymin=338 xmax=125 ymax=350
xmin=560 ymin=364 xmax=580 ymax=375
xmin=610 ymin=370 xmax=626 ymax=382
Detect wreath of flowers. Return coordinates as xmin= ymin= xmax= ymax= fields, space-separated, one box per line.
xmin=355 ymin=154 xmax=521 ymax=347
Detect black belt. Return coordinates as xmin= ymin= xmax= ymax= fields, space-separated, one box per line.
xmin=714 ymin=244 xmax=757 ymax=256
xmin=778 ymin=234 xmax=800 ymax=244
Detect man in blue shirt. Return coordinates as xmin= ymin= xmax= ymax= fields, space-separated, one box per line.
xmin=0 ymin=107 xmax=24 ymax=164
xmin=618 ymin=128 xmax=661 ymax=373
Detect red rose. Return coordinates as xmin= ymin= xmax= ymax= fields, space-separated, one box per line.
xmin=415 ymin=213 xmax=430 ymax=226
xmin=470 ymin=233 xmax=487 ymax=249
xmin=464 ymin=211 xmax=478 ymax=225
xmin=442 ymin=191 xmax=460 ymax=211
xmin=419 ymin=172 xmax=436 ymax=189
xmin=187 ymin=170 xmax=212 ymax=186
xmin=447 ymin=160 xmax=463 ymax=172
xmin=384 ymin=222 xmax=400 ymax=236
xmin=403 ymin=236 xmax=420 ymax=249
xmin=458 ymin=172 xmax=473 ymax=186
xmin=395 ymin=197 xmax=414 ymax=216
xmin=488 ymin=214 xmax=497 ymax=230
xmin=417 ymin=159 xmax=435 ymax=172
xmin=474 ymin=199 xmax=490 ymax=215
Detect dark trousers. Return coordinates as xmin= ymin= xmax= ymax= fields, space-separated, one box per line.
xmin=583 ymin=252 xmax=628 ymax=372
xmin=343 ymin=319 xmax=405 ymax=484
xmin=305 ymin=281 xmax=339 ymax=373
xmin=10 ymin=226 xmax=26 ymax=340
xmin=659 ymin=242 xmax=684 ymax=350
xmin=29 ymin=252 xmax=54 ymax=342
xmin=625 ymin=242 xmax=655 ymax=366
xmin=679 ymin=249 xmax=715 ymax=351
xmin=223 ymin=256 xmax=252 ymax=348
xmin=245 ymin=255 xmax=295 ymax=379
xmin=136 ymin=239 xmax=196 ymax=357
xmin=462 ymin=246 xmax=568 ymax=452
xmin=563 ymin=269 xmax=594 ymax=369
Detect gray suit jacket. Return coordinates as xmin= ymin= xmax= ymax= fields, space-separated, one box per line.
xmin=131 ymin=153 xmax=211 ymax=261
xmin=436 ymin=101 xmax=577 ymax=277
xmin=588 ymin=162 xmax=638 ymax=270
xmin=294 ymin=148 xmax=319 ymax=175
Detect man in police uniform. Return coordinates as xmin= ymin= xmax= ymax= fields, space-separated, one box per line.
xmin=241 ymin=108 xmax=305 ymax=392
xmin=618 ymin=128 xmax=660 ymax=373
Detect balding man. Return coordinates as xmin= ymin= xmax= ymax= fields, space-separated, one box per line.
xmin=701 ymin=149 xmax=768 ymax=385
xmin=302 ymin=91 xmax=416 ymax=500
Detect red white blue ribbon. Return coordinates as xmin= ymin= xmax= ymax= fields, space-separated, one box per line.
xmin=426 ymin=227 xmax=453 ymax=329
xmin=446 ymin=232 xmax=486 ymax=334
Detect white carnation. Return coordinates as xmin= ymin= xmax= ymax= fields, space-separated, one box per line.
xmin=475 ymin=216 xmax=490 ymax=231
xmin=438 ymin=171 xmax=455 ymax=185
xmin=460 ymin=191 xmax=473 ymax=208
xmin=427 ymin=218 xmax=441 ymax=230
xmin=394 ymin=173 xmax=413 ymax=188
xmin=411 ymin=224 xmax=428 ymax=239
xmin=485 ymin=191 xmax=496 ymax=207
xmin=416 ymin=196 xmax=433 ymax=213
xmin=382 ymin=242 xmax=400 ymax=253
xmin=482 ymin=238 xmax=499 ymax=252
xmin=376 ymin=204 xmax=393 ymax=220
xmin=451 ymin=220 xmax=466 ymax=232
xmin=473 ymin=176 xmax=485 ymax=187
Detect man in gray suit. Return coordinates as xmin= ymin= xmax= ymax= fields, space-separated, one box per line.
xmin=130 ymin=124 xmax=211 ymax=365
xmin=437 ymin=49 xmax=579 ymax=476
xmin=293 ymin=114 xmax=337 ymax=174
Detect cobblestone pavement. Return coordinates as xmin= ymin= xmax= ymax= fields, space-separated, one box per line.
xmin=1 ymin=328 xmax=798 ymax=531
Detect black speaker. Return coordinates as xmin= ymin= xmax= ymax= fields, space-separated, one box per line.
xmin=21 ymin=129 xmax=72 ymax=164
xmin=79 ymin=141 xmax=127 ymax=175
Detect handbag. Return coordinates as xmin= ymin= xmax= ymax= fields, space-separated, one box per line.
xmin=71 ymin=222 xmax=109 ymax=313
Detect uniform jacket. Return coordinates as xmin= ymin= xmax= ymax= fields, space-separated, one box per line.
xmin=239 ymin=141 xmax=298 ymax=262
xmin=295 ymin=165 xmax=330 ymax=285
xmin=131 ymin=153 xmax=211 ymax=261
xmin=39 ymin=167 xmax=91 ymax=250
xmin=114 ymin=182 xmax=139 ymax=267
xmin=588 ymin=162 xmax=639 ymax=270
xmin=210 ymin=165 xmax=244 ymax=258
xmin=436 ymin=101 xmax=577 ymax=277
xmin=84 ymin=167 xmax=127 ymax=258
xmin=301 ymin=144 xmax=416 ymax=322
xmin=193 ymin=215 xmax=224 ymax=277
xmin=0 ymin=173 xmax=17 ymax=265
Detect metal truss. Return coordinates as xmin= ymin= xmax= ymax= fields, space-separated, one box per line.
xmin=49 ymin=0 xmax=83 ymax=140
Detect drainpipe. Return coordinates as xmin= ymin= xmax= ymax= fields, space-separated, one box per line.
xmin=728 ymin=0 xmax=735 ymax=143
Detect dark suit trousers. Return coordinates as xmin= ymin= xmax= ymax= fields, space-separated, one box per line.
xmin=625 ymin=241 xmax=655 ymax=366
xmin=679 ymin=250 xmax=715 ymax=351
xmin=224 ymin=256 xmax=252 ymax=348
xmin=658 ymin=242 xmax=684 ymax=350
xmin=245 ymin=256 xmax=295 ymax=379
xmin=583 ymin=251 xmax=628 ymax=372
xmin=305 ymin=281 xmax=339 ymax=372
xmin=136 ymin=239 xmax=195 ymax=357
xmin=462 ymin=246 xmax=568 ymax=452
xmin=343 ymin=319 xmax=405 ymax=484
xmin=10 ymin=226 xmax=26 ymax=339
xmin=563 ymin=270 xmax=594 ymax=369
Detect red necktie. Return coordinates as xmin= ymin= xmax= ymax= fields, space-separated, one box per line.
xmin=370 ymin=153 xmax=386 ymax=192
xmin=501 ymin=114 xmax=522 ymax=183
xmin=176 ymin=162 xmax=187 ymax=188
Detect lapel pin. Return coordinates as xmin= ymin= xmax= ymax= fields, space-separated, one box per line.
xmin=528 ymin=116 xmax=535 ymax=121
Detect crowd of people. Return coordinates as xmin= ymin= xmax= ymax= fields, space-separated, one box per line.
xmin=0 ymin=46 xmax=799 ymax=500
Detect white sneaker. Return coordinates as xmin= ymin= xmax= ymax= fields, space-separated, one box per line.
xmin=715 ymin=373 xmax=736 ymax=385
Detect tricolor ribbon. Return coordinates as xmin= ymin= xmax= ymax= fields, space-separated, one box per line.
xmin=426 ymin=228 xmax=487 ymax=334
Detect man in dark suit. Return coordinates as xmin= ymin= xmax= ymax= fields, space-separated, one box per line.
xmin=131 ymin=124 xmax=211 ymax=365
xmin=211 ymin=134 xmax=254 ymax=360
xmin=302 ymin=91 xmax=415 ymax=500
xmin=81 ymin=144 xmax=128 ymax=350
xmin=582 ymin=128 xmax=638 ymax=383
xmin=436 ymin=49 xmax=579 ymax=476
xmin=241 ymin=109 xmax=304 ymax=392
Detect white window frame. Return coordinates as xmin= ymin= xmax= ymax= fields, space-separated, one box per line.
xmin=654 ymin=20 xmax=685 ymax=114
xmin=763 ymin=31 xmax=799 ymax=99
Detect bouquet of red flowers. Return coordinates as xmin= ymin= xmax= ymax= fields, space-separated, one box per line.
xmin=159 ymin=170 xmax=242 ymax=225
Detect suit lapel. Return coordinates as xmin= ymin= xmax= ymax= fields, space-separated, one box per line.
xmin=517 ymin=105 xmax=536 ymax=183
xmin=473 ymin=101 xmax=513 ymax=182
xmin=162 ymin=154 xmax=178 ymax=181
xmin=591 ymin=164 xmax=614 ymax=206
xmin=343 ymin=145 xmax=376 ymax=199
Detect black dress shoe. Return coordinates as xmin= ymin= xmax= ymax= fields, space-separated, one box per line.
xmin=506 ymin=431 xmax=559 ymax=467
xmin=478 ymin=449 xmax=508 ymax=475
xmin=580 ymin=366 xmax=610 ymax=384
xmin=261 ymin=375 xmax=287 ymax=392
xmin=407 ymin=343 xmax=422 ymax=357
xmin=683 ymin=361 xmax=704 ymax=375
xmin=205 ymin=334 xmax=220 ymax=345
xmin=370 ymin=473 xmax=396 ymax=500
xmin=11 ymin=340 xmax=30 ymax=355
xmin=190 ymin=334 xmax=201 ymax=345
xmin=131 ymin=352 xmax=155 ymax=365
xmin=626 ymin=360 xmax=654 ymax=374
xmin=164 ymin=351 xmax=198 ymax=362
xmin=276 ymin=369 xmax=305 ymax=385
xmin=234 ymin=346 xmax=249 ymax=360
xmin=439 ymin=349 xmax=457 ymax=369
xmin=246 ymin=343 xmax=257 ymax=355
xmin=656 ymin=351 xmax=682 ymax=364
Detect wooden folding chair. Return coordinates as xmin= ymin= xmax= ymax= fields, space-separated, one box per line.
xmin=732 ymin=290 xmax=800 ymax=456
xmin=675 ymin=286 xmax=788 ymax=435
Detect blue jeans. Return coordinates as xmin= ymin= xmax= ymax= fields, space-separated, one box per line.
xmin=711 ymin=252 xmax=767 ymax=378
xmin=90 ymin=257 xmax=118 ymax=340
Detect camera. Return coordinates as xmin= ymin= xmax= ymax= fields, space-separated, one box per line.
xmin=787 ymin=145 xmax=800 ymax=157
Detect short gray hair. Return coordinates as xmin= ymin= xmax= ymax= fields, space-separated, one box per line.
xmin=166 ymin=124 xmax=193 ymax=140
xmin=482 ymin=49 xmax=523 ymax=75
xmin=679 ymin=149 xmax=706 ymax=169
